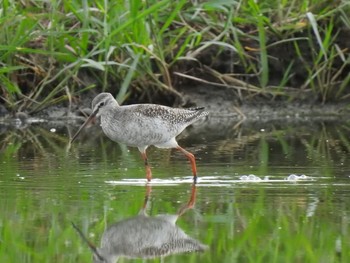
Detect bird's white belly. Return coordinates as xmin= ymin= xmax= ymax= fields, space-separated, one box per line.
xmin=101 ymin=117 xmax=178 ymax=148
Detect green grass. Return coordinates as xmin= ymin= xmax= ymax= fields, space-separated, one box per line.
xmin=0 ymin=0 xmax=350 ymax=112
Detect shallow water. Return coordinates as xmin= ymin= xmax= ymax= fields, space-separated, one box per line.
xmin=1 ymin=118 xmax=350 ymax=262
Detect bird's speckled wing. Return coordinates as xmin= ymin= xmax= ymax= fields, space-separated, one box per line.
xmin=134 ymin=104 xmax=208 ymax=126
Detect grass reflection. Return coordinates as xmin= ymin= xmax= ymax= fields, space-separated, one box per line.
xmin=201 ymin=187 xmax=350 ymax=263
xmin=1 ymin=120 xmax=350 ymax=262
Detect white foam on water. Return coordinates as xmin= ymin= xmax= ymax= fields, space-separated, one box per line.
xmin=285 ymin=174 xmax=309 ymax=181
xmin=105 ymin=174 xmax=314 ymax=187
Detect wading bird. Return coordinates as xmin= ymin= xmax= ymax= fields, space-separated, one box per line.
xmin=70 ymin=93 xmax=208 ymax=181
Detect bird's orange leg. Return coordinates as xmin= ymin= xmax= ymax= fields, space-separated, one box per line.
xmin=141 ymin=152 xmax=152 ymax=182
xmin=177 ymin=146 xmax=197 ymax=181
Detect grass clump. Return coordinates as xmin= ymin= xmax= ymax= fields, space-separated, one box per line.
xmin=0 ymin=0 xmax=350 ymax=114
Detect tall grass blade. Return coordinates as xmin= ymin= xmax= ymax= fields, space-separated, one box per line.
xmin=116 ymin=54 xmax=140 ymax=104
xmin=158 ymin=0 xmax=187 ymax=36
xmin=258 ymin=17 xmax=269 ymax=88
xmin=306 ymin=12 xmax=327 ymax=60
xmin=108 ymin=0 xmax=169 ymax=39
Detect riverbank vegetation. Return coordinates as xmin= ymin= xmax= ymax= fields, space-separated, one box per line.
xmin=1 ymin=0 xmax=350 ymax=114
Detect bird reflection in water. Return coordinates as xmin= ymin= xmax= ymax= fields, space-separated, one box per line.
xmin=73 ymin=183 xmax=208 ymax=263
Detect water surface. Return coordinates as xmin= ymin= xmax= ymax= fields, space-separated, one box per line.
xmin=1 ymin=118 xmax=350 ymax=262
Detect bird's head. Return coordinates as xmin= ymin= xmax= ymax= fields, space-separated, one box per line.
xmin=91 ymin=93 xmax=118 ymax=117
xmin=70 ymin=93 xmax=118 ymax=144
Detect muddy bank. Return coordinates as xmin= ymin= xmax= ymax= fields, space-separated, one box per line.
xmin=179 ymin=84 xmax=350 ymax=120
xmin=1 ymin=84 xmax=350 ymax=134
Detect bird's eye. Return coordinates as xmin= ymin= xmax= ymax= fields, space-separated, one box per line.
xmin=98 ymin=101 xmax=105 ymax=108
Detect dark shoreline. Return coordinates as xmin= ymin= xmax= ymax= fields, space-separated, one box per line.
xmin=1 ymin=84 xmax=350 ymax=132
xmin=1 ymin=104 xmax=349 ymax=134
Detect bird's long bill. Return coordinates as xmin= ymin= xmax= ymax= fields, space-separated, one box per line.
xmin=71 ymin=222 xmax=105 ymax=261
xmin=70 ymin=110 xmax=98 ymax=144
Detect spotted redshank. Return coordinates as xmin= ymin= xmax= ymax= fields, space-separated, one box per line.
xmin=72 ymin=184 xmax=207 ymax=262
xmin=70 ymin=93 xmax=208 ymax=181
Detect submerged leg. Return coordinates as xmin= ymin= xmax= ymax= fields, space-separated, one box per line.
xmin=139 ymin=184 xmax=152 ymax=215
xmin=177 ymin=183 xmax=197 ymax=216
xmin=141 ymin=152 xmax=152 ymax=182
xmin=176 ymin=146 xmax=197 ymax=181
